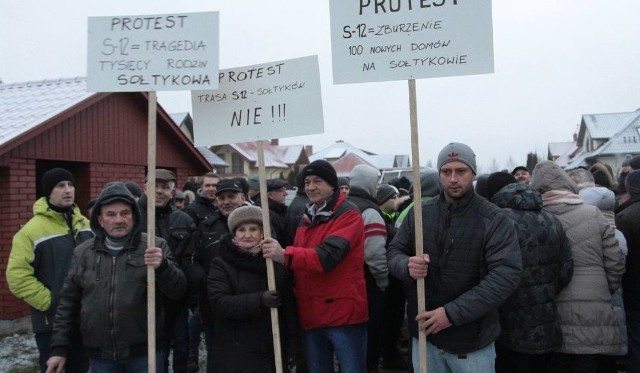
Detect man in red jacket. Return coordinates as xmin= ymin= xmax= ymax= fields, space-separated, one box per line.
xmin=262 ymin=160 xmax=368 ymax=373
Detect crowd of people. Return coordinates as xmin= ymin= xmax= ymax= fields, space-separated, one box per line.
xmin=5 ymin=146 xmax=640 ymax=373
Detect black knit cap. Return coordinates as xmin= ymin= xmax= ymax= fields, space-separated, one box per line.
xmin=376 ymin=184 xmax=399 ymax=205
xmin=630 ymin=155 xmax=640 ymax=171
xmin=486 ymin=172 xmax=516 ymax=200
xmin=626 ymin=170 xmax=640 ymax=197
xmin=42 ymin=168 xmax=75 ymax=198
xmin=302 ymin=160 xmax=338 ymax=189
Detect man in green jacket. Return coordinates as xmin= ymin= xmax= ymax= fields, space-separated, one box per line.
xmin=6 ymin=167 xmax=93 ymax=373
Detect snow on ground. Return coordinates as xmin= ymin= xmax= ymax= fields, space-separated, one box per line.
xmin=0 ymin=332 xmax=39 ymax=373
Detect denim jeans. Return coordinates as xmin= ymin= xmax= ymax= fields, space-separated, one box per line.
xmin=302 ymin=323 xmax=367 ymax=373
xmin=628 ymin=310 xmax=640 ymax=373
xmin=412 ymin=338 xmax=495 ymax=373
xmin=89 ymin=351 xmax=165 ymax=373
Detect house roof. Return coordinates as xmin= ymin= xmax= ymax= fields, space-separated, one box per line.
xmin=591 ymin=111 xmax=640 ymax=155
xmin=331 ymin=152 xmax=376 ymax=177
xmin=230 ymin=142 xmax=307 ymax=169
xmin=578 ymin=111 xmax=638 ymax=142
xmin=548 ymin=141 xmax=576 ymax=158
xmin=310 ymin=140 xmax=408 ymax=169
xmin=197 ymin=146 xmax=229 ymax=167
xmin=0 ymin=77 xmax=95 ymax=148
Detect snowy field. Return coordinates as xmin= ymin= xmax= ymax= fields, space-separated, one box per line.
xmin=0 ymin=332 xmax=39 ymax=373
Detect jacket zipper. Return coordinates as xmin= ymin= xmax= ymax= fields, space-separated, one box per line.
xmin=110 ymin=256 xmax=117 ymax=360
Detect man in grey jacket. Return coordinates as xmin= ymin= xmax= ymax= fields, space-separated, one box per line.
xmin=387 ymin=142 xmax=522 ymax=373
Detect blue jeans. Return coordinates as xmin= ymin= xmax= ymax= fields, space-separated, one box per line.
xmin=412 ymin=338 xmax=495 ymax=373
xmin=89 ymin=351 xmax=165 ymax=373
xmin=627 ymin=310 xmax=640 ymax=373
xmin=302 ymin=323 xmax=367 ymax=373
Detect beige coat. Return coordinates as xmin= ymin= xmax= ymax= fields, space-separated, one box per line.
xmin=532 ymin=161 xmax=626 ymax=354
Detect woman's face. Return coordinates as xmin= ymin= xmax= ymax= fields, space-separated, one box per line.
xmin=234 ymin=223 xmax=263 ymax=249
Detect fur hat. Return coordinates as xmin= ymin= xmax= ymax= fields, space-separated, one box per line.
xmin=42 ymin=168 xmax=75 ymax=198
xmin=486 ymin=172 xmax=516 ymax=200
xmin=227 ymin=205 xmax=263 ymax=233
xmin=626 ymin=170 xmax=640 ymax=197
xmin=437 ymin=142 xmax=477 ymax=175
xmin=377 ymin=184 xmax=399 ymax=205
xmin=301 ymin=160 xmax=338 ymax=189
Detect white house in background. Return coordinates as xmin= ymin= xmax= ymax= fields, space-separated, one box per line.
xmin=310 ymin=140 xmax=410 ymax=175
xmin=556 ymin=109 xmax=640 ymax=176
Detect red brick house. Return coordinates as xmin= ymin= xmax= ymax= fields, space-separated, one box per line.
xmin=0 ymin=77 xmax=211 ymax=322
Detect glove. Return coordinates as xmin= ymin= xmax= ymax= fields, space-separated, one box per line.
xmin=260 ymin=290 xmax=282 ymax=308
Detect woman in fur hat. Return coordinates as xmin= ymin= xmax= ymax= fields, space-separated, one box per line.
xmin=206 ymin=205 xmax=299 ymax=373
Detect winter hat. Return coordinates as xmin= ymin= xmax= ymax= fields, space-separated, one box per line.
xmin=630 ymin=155 xmax=640 ymax=171
xmin=511 ymin=166 xmax=529 ymax=175
xmin=338 ymin=177 xmax=350 ymax=188
xmin=174 ymin=191 xmax=186 ymax=200
xmin=248 ymin=175 xmax=260 ymax=191
xmin=124 ymin=181 xmax=143 ymax=198
xmin=475 ymin=174 xmax=490 ymax=198
xmin=377 ymin=184 xmax=399 ymax=205
xmin=437 ymin=142 xmax=477 ymax=175
xmin=409 ymin=168 xmax=442 ymax=198
xmin=90 ymin=181 xmax=141 ymax=236
xmin=486 ymin=172 xmax=517 ymax=200
xmin=215 ymin=179 xmax=244 ymax=195
xmin=227 ymin=205 xmax=263 ymax=233
xmin=233 ymin=177 xmax=250 ymax=195
xmin=42 ymin=168 xmax=75 ymax=198
xmin=626 ymin=170 xmax=640 ymax=197
xmin=350 ymin=164 xmax=380 ymax=197
xmin=301 ymin=160 xmax=338 ymax=189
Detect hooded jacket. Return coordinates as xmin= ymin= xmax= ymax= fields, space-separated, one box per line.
xmin=49 ymin=182 xmax=187 ymax=362
xmin=490 ymin=183 xmax=573 ymax=354
xmin=395 ymin=168 xmax=441 ymax=228
xmin=531 ymin=161 xmax=625 ymax=354
xmin=7 ymin=198 xmax=93 ymax=334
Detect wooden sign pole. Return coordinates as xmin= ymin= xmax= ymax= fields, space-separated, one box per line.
xmin=147 ymin=91 xmax=157 ymax=373
xmin=408 ymin=79 xmax=427 ymax=373
xmin=257 ymin=141 xmax=284 ymax=373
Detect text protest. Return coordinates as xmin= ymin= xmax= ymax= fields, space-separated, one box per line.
xmin=329 ymin=0 xmax=494 ymax=84
xmin=87 ymin=12 xmax=219 ymax=92
xmin=191 ymin=55 xmax=324 ymax=146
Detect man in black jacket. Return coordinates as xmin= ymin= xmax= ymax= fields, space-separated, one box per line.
xmin=139 ymin=169 xmax=195 ymax=373
xmin=184 ymin=172 xmax=220 ymax=226
xmin=387 ymin=142 xmax=522 ymax=373
xmin=46 ymin=181 xmax=186 ymax=373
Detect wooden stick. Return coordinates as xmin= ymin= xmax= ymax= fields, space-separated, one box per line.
xmin=147 ymin=91 xmax=157 ymax=373
xmin=257 ymin=141 xmax=283 ymax=373
xmin=409 ymin=79 xmax=427 ymax=373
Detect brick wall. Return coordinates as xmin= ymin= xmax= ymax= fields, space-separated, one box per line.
xmin=1 ymin=158 xmax=36 ymax=320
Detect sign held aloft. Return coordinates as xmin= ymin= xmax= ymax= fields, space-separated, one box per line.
xmin=191 ymin=55 xmax=324 ymax=146
xmin=87 ymin=11 xmax=219 ymax=92
xmin=329 ymin=0 xmax=494 ymax=84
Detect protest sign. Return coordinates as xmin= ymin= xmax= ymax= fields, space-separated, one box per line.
xmin=87 ymin=11 xmax=219 ymax=91
xmin=329 ymin=0 xmax=493 ymax=84
xmin=192 ymin=55 xmax=323 ymax=146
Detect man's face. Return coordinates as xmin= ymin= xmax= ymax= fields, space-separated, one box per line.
xmin=267 ymin=187 xmax=288 ymax=204
xmin=174 ymin=199 xmax=186 ymax=210
xmin=439 ymin=161 xmax=475 ymax=202
xmin=98 ymin=201 xmax=134 ymax=239
xmin=304 ymin=175 xmax=334 ymax=207
xmin=48 ymin=180 xmax=75 ymax=208
xmin=339 ymin=185 xmax=350 ymax=195
xmin=380 ymin=195 xmax=399 ymax=213
xmin=201 ymin=176 xmax=219 ymax=202
xmin=216 ymin=191 xmax=245 ymax=216
xmin=513 ymin=170 xmax=531 ymax=184
xmin=149 ymin=180 xmax=174 ymax=207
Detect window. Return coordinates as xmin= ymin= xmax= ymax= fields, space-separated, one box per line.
xmin=231 ymin=153 xmax=243 ymax=174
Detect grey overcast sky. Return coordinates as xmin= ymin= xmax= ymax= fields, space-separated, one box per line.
xmin=2 ymin=1 xmax=640 ymax=173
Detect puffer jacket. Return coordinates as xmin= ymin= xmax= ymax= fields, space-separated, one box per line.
xmin=184 ymin=192 xmax=217 ymax=226
xmin=49 ymin=182 xmax=187 ymax=362
xmin=490 ymin=183 xmax=573 ymax=354
xmin=387 ymin=188 xmax=522 ymax=354
xmin=531 ymin=161 xmax=626 ymax=354
xmin=6 ymin=198 xmax=93 ymax=333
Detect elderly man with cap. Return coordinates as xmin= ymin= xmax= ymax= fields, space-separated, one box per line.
xmin=511 ymin=166 xmax=531 ymax=184
xmin=387 ymin=142 xmax=522 ymax=373
xmin=616 ymin=170 xmax=640 ymax=372
xmin=255 ymin=178 xmax=291 ymax=247
xmin=45 ymin=181 xmax=186 ymax=373
xmin=138 ymin=168 xmax=195 ymax=373
xmin=261 ymin=159 xmax=369 ymax=372
xmin=182 ymin=178 xmax=247 ymax=371
xmin=7 ymin=167 xmax=93 ymax=373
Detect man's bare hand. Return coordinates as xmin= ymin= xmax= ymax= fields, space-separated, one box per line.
xmin=408 ymin=254 xmax=430 ymax=279
xmin=416 ymin=307 xmax=452 ymax=336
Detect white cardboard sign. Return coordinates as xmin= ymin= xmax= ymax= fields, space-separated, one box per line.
xmin=87 ymin=11 xmax=219 ymax=92
xmin=329 ymin=0 xmax=494 ymax=84
xmin=191 ymin=55 xmax=324 ymax=146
